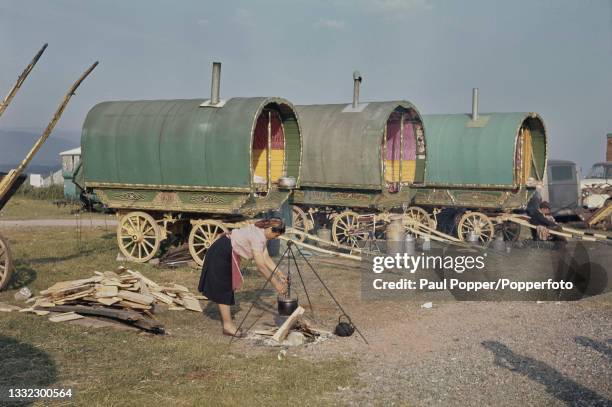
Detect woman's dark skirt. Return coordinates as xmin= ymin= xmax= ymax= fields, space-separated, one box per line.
xmin=198 ymin=235 xmax=235 ymax=305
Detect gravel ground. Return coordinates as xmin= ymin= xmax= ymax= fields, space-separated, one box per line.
xmin=327 ymin=300 xmax=612 ymax=406
xmin=245 ymin=245 xmax=612 ymax=406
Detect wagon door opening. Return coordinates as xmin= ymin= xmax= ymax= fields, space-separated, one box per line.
xmin=515 ymin=116 xmax=546 ymax=186
xmin=252 ymin=109 xmax=285 ymax=192
xmin=384 ymin=109 xmax=419 ymax=189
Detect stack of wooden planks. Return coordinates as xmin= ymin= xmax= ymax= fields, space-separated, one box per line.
xmin=15 ymin=267 xmax=205 ymax=333
xmin=22 ymin=266 xmax=204 ymax=313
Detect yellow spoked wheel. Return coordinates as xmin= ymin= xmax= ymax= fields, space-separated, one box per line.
xmin=0 ymin=233 xmax=13 ymax=291
xmin=117 ymin=211 xmax=161 ymax=263
xmin=403 ymin=206 xmax=436 ymax=229
xmin=457 ymin=212 xmax=494 ymax=243
xmin=289 ymin=205 xmax=310 ymax=243
xmin=331 ymin=211 xmax=370 ymax=249
xmin=188 ymin=220 xmax=228 ymax=266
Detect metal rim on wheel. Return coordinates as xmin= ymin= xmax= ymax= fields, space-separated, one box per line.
xmin=0 ymin=233 xmax=13 ymax=291
xmin=331 ymin=211 xmax=370 ymax=248
xmin=457 ymin=211 xmax=494 ymax=243
xmin=500 ymin=221 xmax=521 ymax=242
xmin=403 ymin=206 xmax=436 ymax=229
xmin=188 ymin=220 xmax=228 ymax=266
xmin=289 ymin=205 xmax=309 ymax=243
xmin=117 ymin=211 xmax=161 ymax=263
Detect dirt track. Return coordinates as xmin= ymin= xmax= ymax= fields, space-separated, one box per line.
xmin=0 ymin=218 xmax=117 ymax=228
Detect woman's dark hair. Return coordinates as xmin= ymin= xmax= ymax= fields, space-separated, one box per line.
xmin=254 ymin=217 xmax=286 ymax=234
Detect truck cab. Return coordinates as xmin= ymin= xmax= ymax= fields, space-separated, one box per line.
xmin=542 ymin=159 xmax=580 ymax=217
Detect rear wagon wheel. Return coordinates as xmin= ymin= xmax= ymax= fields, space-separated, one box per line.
xmin=117 ymin=211 xmax=161 ymax=263
xmin=499 ymin=221 xmax=521 ymax=242
xmin=332 ymin=211 xmax=370 ymax=249
xmin=457 ymin=211 xmax=494 ymax=243
xmin=289 ymin=205 xmax=309 ymax=243
xmin=403 ymin=206 xmax=436 ymax=229
xmin=0 ymin=233 xmax=13 ymax=291
xmin=188 ymin=220 xmax=228 ymax=266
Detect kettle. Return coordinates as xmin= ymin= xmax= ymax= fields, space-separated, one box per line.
xmin=334 ymin=314 xmax=355 ymax=337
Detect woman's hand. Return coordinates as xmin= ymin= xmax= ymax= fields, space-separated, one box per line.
xmin=275 ymin=273 xmax=288 ymax=286
xmin=274 ymin=277 xmax=288 ymax=297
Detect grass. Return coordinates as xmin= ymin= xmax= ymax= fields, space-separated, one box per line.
xmin=13 ymin=184 xmax=65 ymax=201
xmin=0 ymin=196 xmax=110 ymax=220
xmin=0 ymin=227 xmax=356 ymax=406
xmin=0 ymin=197 xmax=78 ymax=219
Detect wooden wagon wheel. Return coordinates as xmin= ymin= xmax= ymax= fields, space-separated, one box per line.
xmin=0 ymin=233 xmax=13 ymax=291
xmin=499 ymin=221 xmax=521 ymax=242
xmin=117 ymin=211 xmax=161 ymax=263
xmin=188 ymin=220 xmax=228 ymax=266
xmin=457 ymin=212 xmax=494 ymax=243
xmin=331 ymin=210 xmax=370 ymax=248
xmin=403 ymin=206 xmax=436 ymax=229
xmin=288 ymin=205 xmax=309 ymax=243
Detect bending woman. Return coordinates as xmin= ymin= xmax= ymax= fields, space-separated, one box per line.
xmin=197 ymin=218 xmax=288 ymax=337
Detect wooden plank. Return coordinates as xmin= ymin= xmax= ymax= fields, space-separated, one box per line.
xmin=125 ymin=270 xmax=160 ymax=289
xmin=97 ymin=297 xmax=120 ymax=306
xmin=34 ymin=299 xmax=56 ymax=308
xmin=38 ymin=305 xmax=165 ymax=334
xmin=150 ymin=291 xmax=174 ymax=305
xmin=49 ymin=312 xmax=84 ymax=322
xmin=41 ymin=283 xmax=91 ymax=296
xmin=117 ymin=290 xmax=154 ymax=305
xmin=272 ymin=306 xmax=305 ymax=343
xmin=139 ymin=279 xmax=150 ymax=296
xmin=160 ymin=285 xmax=189 ymax=293
xmin=181 ymin=297 xmax=202 ymax=312
xmin=95 ymin=285 xmax=118 ymax=298
xmin=40 ymin=276 xmax=101 ymax=293
xmin=118 ymin=300 xmax=151 ymax=310
xmin=253 ymin=329 xmax=277 ymax=336
xmin=0 ymin=302 xmax=21 ymax=312
xmin=100 ymin=279 xmax=122 ymax=287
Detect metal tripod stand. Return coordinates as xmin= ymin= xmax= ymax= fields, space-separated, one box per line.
xmin=230 ymin=240 xmax=368 ymax=344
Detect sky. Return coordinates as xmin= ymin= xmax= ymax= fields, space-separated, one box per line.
xmin=0 ymin=0 xmax=611 ymax=171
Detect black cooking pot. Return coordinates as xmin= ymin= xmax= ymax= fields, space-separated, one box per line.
xmin=277 ymin=296 xmax=299 ymax=316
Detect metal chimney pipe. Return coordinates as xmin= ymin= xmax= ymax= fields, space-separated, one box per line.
xmin=211 ymin=62 xmax=221 ymax=105
xmin=352 ymin=71 xmax=362 ymax=108
xmin=472 ymin=87 xmax=479 ymax=121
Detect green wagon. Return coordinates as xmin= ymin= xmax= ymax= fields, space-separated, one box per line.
xmin=290 ymin=73 xmax=427 ymax=247
xmin=79 ymin=63 xmax=302 ymax=264
xmin=411 ymin=90 xmax=548 ymax=242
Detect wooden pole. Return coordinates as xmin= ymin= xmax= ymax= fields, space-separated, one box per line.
xmin=0 ymin=61 xmax=98 ymax=200
xmin=0 ymin=43 xmax=48 ymax=119
xmin=279 ymin=236 xmax=362 ymax=261
xmin=286 ymin=228 xmax=378 ymax=255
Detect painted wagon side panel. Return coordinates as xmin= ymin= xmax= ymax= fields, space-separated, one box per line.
xmin=159 ymin=98 xmax=257 ymax=189
xmin=423 ymin=113 xmax=547 ymax=188
xmin=296 ymin=101 xmax=424 ymax=190
xmin=82 ymin=97 xmax=298 ymax=192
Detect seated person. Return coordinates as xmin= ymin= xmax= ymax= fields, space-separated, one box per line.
xmin=528 ymin=201 xmax=566 ymax=242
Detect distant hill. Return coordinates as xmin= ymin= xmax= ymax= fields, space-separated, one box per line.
xmin=0 ymin=128 xmax=79 ymax=174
